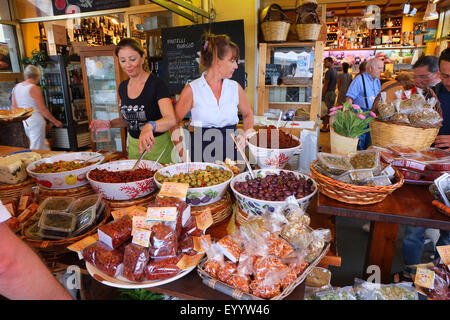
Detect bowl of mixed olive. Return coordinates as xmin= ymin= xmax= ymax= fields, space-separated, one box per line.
xmin=154 ymin=162 xmax=234 ymax=206
xmin=230 ymin=169 xmax=317 ymax=217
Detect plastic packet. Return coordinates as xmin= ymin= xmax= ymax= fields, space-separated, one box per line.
xmin=253 ymin=254 xmax=287 ymax=282
xmin=308 ymin=286 xmax=358 ymax=300
xmin=349 ymin=169 xmax=374 ymax=183
xmin=411 ymin=88 xmax=426 ymax=108
xmin=353 ymin=278 xmax=418 ymax=300
xmin=151 ymin=196 xmax=189 ymax=237
xmin=281 ymin=222 xmax=313 ymax=249
xmin=217 ymin=261 xmax=238 ymax=284
xmin=260 ymin=206 xmax=288 ymax=234
xmin=82 ymin=241 xmax=124 ymax=278
xmin=38 ymin=210 xmax=76 ymax=240
xmin=305 ymin=267 xmax=331 ymax=287
xmin=202 ymin=240 xmax=225 ymax=278
xmin=178 ymin=235 xmax=197 ymax=256
xmin=283 ymin=196 xmax=310 ymax=226
xmin=145 ymin=256 xmax=182 ymax=280
xmin=217 ymin=235 xmax=242 ymax=263
xmin=262 ymin=231 xmax=294 ymax=258
xmin=71 ymin=194 xmax=101 ymax=236
xmin=317 ymin=152 xmax=352 ymax=175
xmin=122 ymin=243 xmax=150 ymax=282
xmin=282 ymin=248 xmax=308 ymax=276
xmin=306 ymin=229 xmax=331 ymax=263
xmin=377 ymin=92 xmax=396 ymax=119
xmin=98 ymin=215 xmax=132 ymax=249
xmin=420 ymin=264 xmax=450 ymax=300
xmin=365 ymin=175 xmax=393 ymax=187
xmin=349 ymin=150 xmax=380 ymax=170
xmin=386 ymin=144 xmax=418 ymax=157
xmin=149 ymin=221 xmax=178 ymax=259
xmin=381 ymin=165 xmax=396 ymax=179
xmin=399 ymin=90 xmax=414 ymax=114
xmin=250 ymin=269 xmax=284 ymax=299
xmin=408 ymin=107 xmax=442 ymax=127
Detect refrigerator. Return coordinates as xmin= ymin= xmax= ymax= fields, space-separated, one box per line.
xmin=79 ymin=46 xmax=127 ymax=153
xmin=41 ymin=55 xmax=91 ymax=150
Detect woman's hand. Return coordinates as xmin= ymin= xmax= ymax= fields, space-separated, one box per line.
xmin=235 ymin=128 xmax=256 ymax=151
xmin=53 ymin=120 xmax=63 ymax=128
xmin=89 ymin=120 xmax=111 ymax=134
xmin=434 ymin=135 xmax=450 ymax=151
xmin=139 ymin=123 xmax=155 ymax=154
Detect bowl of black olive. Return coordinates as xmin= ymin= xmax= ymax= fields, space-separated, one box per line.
xmin=230 ymin=169 xmax=317 ymax=217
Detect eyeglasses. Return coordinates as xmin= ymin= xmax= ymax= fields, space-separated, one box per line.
xmin=441 ymin=73 xmax=450 ymax=80
xmin=415 ymin=72 xmax=436 ymax=80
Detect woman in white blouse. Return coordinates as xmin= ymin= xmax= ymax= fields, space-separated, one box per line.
xmin=174 ymin=33 xmax=254 ymax=162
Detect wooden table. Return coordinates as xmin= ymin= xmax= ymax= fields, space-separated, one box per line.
xmin=316 ymin=184 xmax=450 ymax=283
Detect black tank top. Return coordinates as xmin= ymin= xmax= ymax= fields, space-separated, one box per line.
xmin=118 ymin=74 xmax=170 ymax=139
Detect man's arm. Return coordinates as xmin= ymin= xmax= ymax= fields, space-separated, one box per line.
xmin=345 ymin=74 xmax=361 ymax=105
xmin=0 ymin=222 xmax=73 ymax=300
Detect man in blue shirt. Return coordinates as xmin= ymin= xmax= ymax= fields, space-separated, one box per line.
xmin=345 ymin=58 xmax=384 ymax=150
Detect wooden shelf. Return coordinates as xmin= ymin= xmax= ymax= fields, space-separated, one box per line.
xmin=264 ymin=84 xmax=312 ymax=88
xmin=264 ymin=41 xmax=317 ymax=48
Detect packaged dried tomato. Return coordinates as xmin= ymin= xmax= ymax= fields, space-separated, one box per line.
xmin=98 ymin=215 xmax=132 ymax=249
xmin=278 ymin=268 xmax=297 ymax=290
xmin=182 ymin=216 xmax=203 ymax=237
xmin=149 ymin=222 xmax=177 ymax=258
xmin=228 ymin=274 xmax=251 ymax=293
xmin=152 ymin=196 xmax=188 ymax=236
xmin=178 ymin=235 xmax=197 ymax=256
xmin=144 ymin=256 xmax=181 ymax=280
xmin=265 ymin=233 xmax=294 ymax=259
xmin=122 ymin=243 xmax=150 ymax=282
xmin=82 ymin=241 xmax=124 ymax=277
xmin=253 ymin=255 xmax=286 ymax=281
xmin=283 ymin=249 xmax=308 ymax=276
xmin=203 ymin=242 xmax=224 ymax=278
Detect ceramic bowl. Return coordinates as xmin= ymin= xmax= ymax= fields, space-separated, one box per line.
xmin=26 ymin=152 xmax=104 ymax=190
xmin=246 ymin=131 xmax=303 ymax=169
xmin=154 ymin=162 xmax=233 ymax=206
xmin=230 ymin=168 xmax=317 ymax=217
xmin=86 ymin=160 xmax=162 ymax=201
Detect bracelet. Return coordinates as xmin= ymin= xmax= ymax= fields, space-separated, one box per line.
xmin=147 ymin=121 xmax=156 ymax=132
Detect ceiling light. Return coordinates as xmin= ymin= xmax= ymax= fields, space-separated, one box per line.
xmin=110 ymin=18 xmax=119 ymax=25
xmin=362 ymin=10 xmax=375 ymax=21
xmin=403 ymin=2 xmax=411 ymax=14
xmin=424 ymin=1 xmax=439 ymax=20
xmin=410 ymin=7 xmax=417 ymax=16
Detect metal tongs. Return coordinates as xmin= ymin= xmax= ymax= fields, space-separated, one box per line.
xmin=132 ymin=142 xmax=170 ymax=171
xmin=230 ymin=132 xmax=255 ymax=179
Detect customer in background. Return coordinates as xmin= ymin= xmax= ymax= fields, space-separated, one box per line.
xmin=0 ymin=201 xmax=72 ymax=299
xmin=322 ymin=57 xmax=337 ymax=110
xmin=345 ymin=58 xmax=384 ymax=150
xmin=398 ymin=49 xmax=450 ymax=282
xmin=174 ymin=33 xmax=254 ymax=163
xmin=11 ymin=65 xmax=62 ymax=150
xmin=89 ymin=38 xmax=177 ymax=163
xmin=336 ymin=62 xmax=353 ymax=105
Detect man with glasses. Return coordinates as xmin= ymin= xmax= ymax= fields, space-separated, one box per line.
xmin=398 ymin=49 xmax=450 ymax=283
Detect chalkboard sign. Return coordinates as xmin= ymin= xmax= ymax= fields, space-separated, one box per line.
xmin=161 ymin=20 xmax=245 ymax=95
xmin=265 ymin=64 xmax=281 ymax=85
xmin=52 ymin=0 xmax=129 ymax=15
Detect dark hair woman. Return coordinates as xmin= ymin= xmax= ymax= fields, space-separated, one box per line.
xmin=89 ymin=38 xmax=176 ymax=163
xmin=336 ymin=62 xmax=353 ymax=105
xmin=174 ymin=33 xmax=254 ymax=162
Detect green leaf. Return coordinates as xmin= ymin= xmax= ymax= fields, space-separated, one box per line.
xmin=187 ymin=192 xmax=202 ymax=199
xmin=204 ymin=190 xmax=218 ymax=198
xmin=117 ymin=289 xmax=164 ymax=300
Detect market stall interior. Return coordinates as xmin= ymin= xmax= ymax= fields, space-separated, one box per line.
xmin=1 ymin=0 xmax=450 ymax=301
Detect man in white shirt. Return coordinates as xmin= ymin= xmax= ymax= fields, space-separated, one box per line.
xmin=0 ymin=201 xmax=72 ymax=300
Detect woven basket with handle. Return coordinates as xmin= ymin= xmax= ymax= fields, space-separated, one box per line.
xmin=260 ymin=4 xmax=291 ymax=42
xmin=310 ymin=159 xmax=404 ymax=205
xmin=370 ymin=81 xmax=442 ymax=151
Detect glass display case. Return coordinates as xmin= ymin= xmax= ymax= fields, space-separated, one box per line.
xmin=41 ymin=55 xmax=90 ymax=150
xmin=79 ymin=46 xmax=127 ymax=152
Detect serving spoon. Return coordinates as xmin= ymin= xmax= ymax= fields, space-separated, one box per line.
xmin=230 ymin=133 xmax=255 ymax=179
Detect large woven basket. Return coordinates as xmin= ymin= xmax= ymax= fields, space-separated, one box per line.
xmin=370 ymin=81 xmax=442 ymax=150
xmin=296 ymin=23 xmax=321 ymax=41
xmin=260 ymin=4 xmax=291 ymax=42
xmin=310 ymin=160 xmax=404 ymax=205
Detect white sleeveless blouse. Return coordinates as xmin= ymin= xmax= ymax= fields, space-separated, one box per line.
xmin=189 ymin=72 xmax=239 ymax=128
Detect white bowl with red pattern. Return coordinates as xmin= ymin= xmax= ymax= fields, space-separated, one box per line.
xmin=26 ymin=152 xmax=104 ymax=190
xmin=246 ymin=131 xmax=303 ymax=169
xmin=86 ymin=160 xmax=162 ymax=201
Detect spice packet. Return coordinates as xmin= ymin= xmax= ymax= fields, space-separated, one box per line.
xmin=145 ymin=256 xmax=182 ymax=280
xmin=122 ymin=243 xmax=150 ymax=282
xmin=147 ymin=207 xmax=179 ymax=259
xmin=305 ymin=229 xmax=331 ymax=263
xmin=82 ymin=241 xmax=124 ymax=278
xmin=317 ymin=152 xmax=352 ymax=175
xmin=353 ymin=278 xmax=418 ymax=300
xmin=98 ymin=215 xmax=132 ymax=249
xmin=349 ymin=150 xmax=380 ymax=170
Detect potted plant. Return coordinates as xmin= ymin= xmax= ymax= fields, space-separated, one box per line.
xmin=329 ymin=102 xmax=376 ymax=155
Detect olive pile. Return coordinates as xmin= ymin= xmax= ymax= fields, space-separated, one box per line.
xmin=234 ymin=171 xmax=315 ymax=201
xmin=155 ymin=166 xmax=232 ymax=188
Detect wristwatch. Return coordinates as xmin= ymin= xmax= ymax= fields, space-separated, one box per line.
xmin=147 ymin=121 xmax=157 ymax=132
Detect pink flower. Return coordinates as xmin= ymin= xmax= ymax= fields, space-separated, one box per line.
xmin=352 ymin=104 xmax=361 ymax=110
xmin=329 ymin=107 xmax=338 ymax=112
xmin=370 ymin=111 xmax=377 ymax=118
xmin=357 ymin=114 xmax=366 ymax=120
xmin=336 ymin=105 xmax=344 ymax=109
xmin=330 ymin=111 xmax=337 ymax=116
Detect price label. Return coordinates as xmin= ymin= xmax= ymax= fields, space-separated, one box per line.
xmin=146 ymin=207 xmax=178 ymax=222
xmin=436 ymin=245 xmax=450 ymax=267
xmin=193 ymin=234 xmax=211 ymax=252
xmin=195 ymin=207 xmax=213 ymax=231
xmin=415 ymin=267 xmax=435 ymax=289
xmin=111 ymin=206 xmax=145 ymax=220
xmin=158 ymin=182 xmax=189 ymax=200
xmin=176 ymin=253 xmax=205 ymax=270
xmin=132 ymin=228 xmax=152 ymax=247
xmin=67 ymin=235 xmax=98 ymax=259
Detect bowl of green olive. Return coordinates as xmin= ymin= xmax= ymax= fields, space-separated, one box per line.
xmin=154 ymin=162 xmax=234 ymax=206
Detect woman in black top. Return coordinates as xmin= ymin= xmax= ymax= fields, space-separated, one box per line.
xmin=90 ymin=38 xmax=176 ymax=163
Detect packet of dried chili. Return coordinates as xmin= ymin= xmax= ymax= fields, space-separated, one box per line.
xmin=82 ymin=241 xmax=124 ymax=278
xmin=145 ymin=256 xmax=182 ymax=280
xmin=98 ymin=215 xmax=132 ymax=249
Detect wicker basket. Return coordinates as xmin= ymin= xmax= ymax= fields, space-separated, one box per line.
xmin=296 ymin=23 xmax=321 ymax=41
xmin=260 ymin=4 xmax=291 ymax=42
xmin=191 ymin=191 xmax=232 ymax=226
xmin=370 ymin=81 xmax=442 ymax=150
xmin=310 ymin=160 xmax=404 ymax=205
xmin=0 ymin=178 xmax=35 ymax=203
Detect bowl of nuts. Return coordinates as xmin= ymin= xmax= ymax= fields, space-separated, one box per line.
xmin=154 ymin=162 xmax=234 ymax=206
xmin=230 ymin=169 xmax=317 ymax=217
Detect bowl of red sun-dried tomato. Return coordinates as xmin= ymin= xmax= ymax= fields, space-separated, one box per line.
xmin=87 ymin=160 xmax=162 ymax=201
xmin=246 ymin=126 xmax=302 ymax=169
